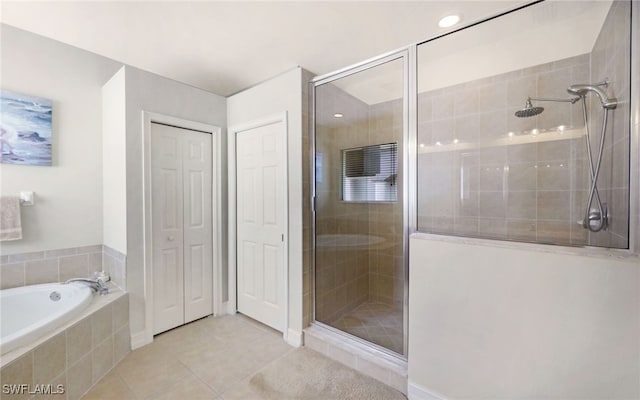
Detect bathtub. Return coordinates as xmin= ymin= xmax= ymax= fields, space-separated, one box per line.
xmin=0 ymin=283 xmax=93 ymax=355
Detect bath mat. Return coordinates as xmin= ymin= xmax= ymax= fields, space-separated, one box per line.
xmin=248 ymin=348 xmax=406 ymax=400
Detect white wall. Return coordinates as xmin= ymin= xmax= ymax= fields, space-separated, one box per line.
xmin=408 ymin=236 xmax=640 ymax=399
xmin=119 ymin=66 xmax=227 ymax=337
xmin=0 ymin=24 xmax=122 ymax=255
xmin=102 ymin=67 xmax=127 ymax=253
xmin=227 ymin=67 xmax=306 ymax=341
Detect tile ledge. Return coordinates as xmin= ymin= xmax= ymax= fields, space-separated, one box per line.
xmin=304 ymin=324 xmax=407 ymax=374
xmin=411 ymin=232 xmax=639 ymax=261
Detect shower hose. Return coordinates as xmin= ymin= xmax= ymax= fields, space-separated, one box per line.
xmin=580 ymin=96 xmax=609 ymax=232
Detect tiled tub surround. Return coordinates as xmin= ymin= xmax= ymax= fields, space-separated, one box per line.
xmin=0 ymin=245 xmax=126 ymax=290
xmin=101 ymin=246 xmax=126 ymax=290
xmin=0 ymin=288 xmax=129 ymax=400
xmin=417 ymin=42 xmax=630 ymax=248
xmin=314 ymin=75 xmax=405 ymax=354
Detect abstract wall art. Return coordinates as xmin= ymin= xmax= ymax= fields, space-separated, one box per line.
xmin=0 ymin=89 xmax=52 ymax=166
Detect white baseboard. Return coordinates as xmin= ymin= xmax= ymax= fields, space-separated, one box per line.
xmin=408 ymin=382 xmax=447 ymax=400
xmin=285 ymin=329 xmax=303 ymax=347
xmin=130 ymin=331 xmax=152 ymax=350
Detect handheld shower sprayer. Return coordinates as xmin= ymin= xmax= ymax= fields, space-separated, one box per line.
xmin=567 ymin=80 xmax=617 ymax=110
xmin=568 ymin=79 xmax=618 ymax=232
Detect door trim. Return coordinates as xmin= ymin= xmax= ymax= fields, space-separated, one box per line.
xmin=227 ymin=112 xmax=290 ymax=342
xmin=141 ymin=111 xmax=222 ymax=347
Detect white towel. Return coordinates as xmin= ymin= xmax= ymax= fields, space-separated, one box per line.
xmin=0 ymin=196 xmax=22 ymax=241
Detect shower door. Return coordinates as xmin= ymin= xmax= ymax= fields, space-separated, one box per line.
xmin=312 ymin=54 xmax=407 ymax=356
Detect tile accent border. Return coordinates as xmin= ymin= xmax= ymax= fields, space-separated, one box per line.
xmin=0 ymin=245 xmax=126 ymax=291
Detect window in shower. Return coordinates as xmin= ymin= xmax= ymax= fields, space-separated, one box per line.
xmin=314 ymin=55 xmax=406 ymax=356
xmin=342 ymin=143 xmax=398 ymax=202
xmin=416 ymin=0 xmax=631 ymax=249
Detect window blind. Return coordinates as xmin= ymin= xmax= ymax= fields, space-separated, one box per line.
xmin=342 ymin=142 xmax=397 ymax=202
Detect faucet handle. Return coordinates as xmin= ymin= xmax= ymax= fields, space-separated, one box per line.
xmin=93 ymin=271 xmax=111 ymax=282
xmin=96 ymin=278 xmax=109 ymax=295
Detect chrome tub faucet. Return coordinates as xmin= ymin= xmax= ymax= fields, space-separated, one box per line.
xmin=64 ymin=278 xmax=109 ymax=295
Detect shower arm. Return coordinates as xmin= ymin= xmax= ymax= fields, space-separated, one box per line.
xmin=529 ymin=96 xmax=581 ymax=104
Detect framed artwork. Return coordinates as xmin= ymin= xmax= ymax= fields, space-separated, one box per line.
xmin=0 ymin=89 xmax=52 ymax=166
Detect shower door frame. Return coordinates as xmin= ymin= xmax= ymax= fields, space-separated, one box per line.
xmin=310 ymin=47 xmax=416 ymax=359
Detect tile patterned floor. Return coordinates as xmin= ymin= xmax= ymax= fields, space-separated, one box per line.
xmin=331 ymin=302 xmax=404 ymax=354
xmin=82 ymin=314 xmax=294 ymax=399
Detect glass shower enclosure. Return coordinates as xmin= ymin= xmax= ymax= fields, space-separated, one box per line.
xmin=312 ymin=54 xmax=407 ymax=356
xmin=310 ymin=0 xmax=633 ymax=359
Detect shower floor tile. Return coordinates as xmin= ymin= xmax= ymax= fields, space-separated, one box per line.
xmin=331 ymin=302 xmax=404 ymax=354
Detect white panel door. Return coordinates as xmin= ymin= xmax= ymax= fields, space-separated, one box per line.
xmin=151 ymin=123 xmax=213 ymax=335
xmin=182 ymin=130 xmax=213 ymax=323
xmin=151 ymin=124 xmax=185 ymax=334
xmin=236 ymin=121 xmax=286 ymax=331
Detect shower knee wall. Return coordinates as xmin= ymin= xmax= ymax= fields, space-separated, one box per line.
xmin=409 ymin=1 xmax=639 ymax=399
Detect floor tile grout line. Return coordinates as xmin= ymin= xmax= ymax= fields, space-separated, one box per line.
xmin=212 ymin=327 xmax=298 ymax=393
xmin=175 ymin=358 xmax=222 ymax=398
xmin=112 ymin=369 xmax=138 ymax=400
xmin=94 ymin=365 xmax=139 ymax=400
xmin=215 ymin=346 xmax=298 ymax=397
xmin=160 ymin=320 xmax=287 ymax=397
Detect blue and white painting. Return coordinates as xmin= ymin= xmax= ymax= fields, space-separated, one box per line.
xmin=0 ymin=90 xmax=52 ymax=166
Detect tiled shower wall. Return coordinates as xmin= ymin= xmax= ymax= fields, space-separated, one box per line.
xmin=0 ymin=245 xmax=126 ymax=290
xmin=367 ymin=99 xmax=404 ymax=308
xmin=315 ymin=83 xmax=371 ymax=323
xmin=314 ymin=82 xmax=404 ymax=324
xmin=417 ymin=0 xmax=631 ymax=249
xmin=587 ymin=0 xmax=631 ymax=248
xmin=417 ymin=54 xmax=591 ymax=245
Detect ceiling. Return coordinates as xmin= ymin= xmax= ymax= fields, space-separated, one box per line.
xmin=0 ymin=1 xmax=531 ymax=97
xmin=334 ymin=0 xmax=611 ymax=104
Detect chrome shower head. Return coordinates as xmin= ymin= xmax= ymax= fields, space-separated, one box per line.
xmin=515 ymin=98 xmax=544 ymax=118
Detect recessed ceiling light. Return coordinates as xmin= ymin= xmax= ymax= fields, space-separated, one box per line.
xmin=453 ymin=138 xmax=459 ymax=144
xmin=438 ymin=14 xmax=461 ymax=28
xmin=419 ymin=143 xmax=425 ymax=148
xmin=333 ymin=113 xmax=343 ymax=118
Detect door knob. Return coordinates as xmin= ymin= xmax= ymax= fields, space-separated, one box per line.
xmin=168 ymin=236 xmax=175 ymax=241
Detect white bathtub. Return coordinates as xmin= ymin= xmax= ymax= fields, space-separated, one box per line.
xmin=0 ymin=283 xmax=92 ymax=355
